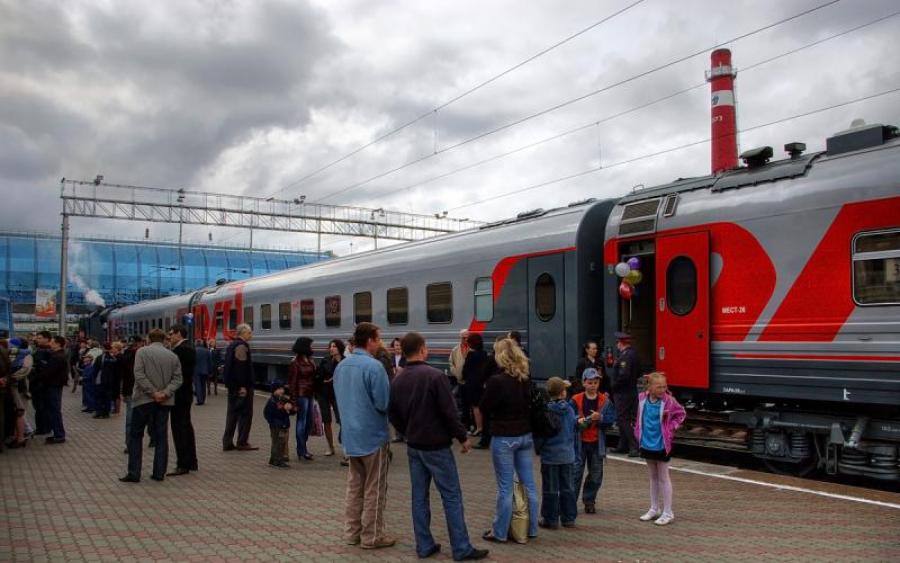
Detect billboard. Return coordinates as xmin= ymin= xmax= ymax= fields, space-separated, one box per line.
xmin=35 ymin=288 xmax=57 ymax=318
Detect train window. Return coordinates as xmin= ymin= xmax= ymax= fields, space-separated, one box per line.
xmin=535 ymin=273 xmax=556 ymax=322
xmin=301 ymin=299 xmax=314 ymax=328
xmin=261 ymin=304 xmax=272 ymax=330
xmin=354 ymin=292 xmax=372 ymax=324
xmin=243 ymin=306 xmax=253 ymax=329
xmin=164 ymin=317 xmax=171 ymax=331
xmin=325 ymin=296 xmax=341 ymax=327
xmin=853 ymin=230 xmax=900 ymax=305
xmin=228 ymin=309 xmax=237 ymax=330
xmin=215 ymin=311 xmax=224 ymax=332
xmin=158 ymin=318 xmax=163 ymax=329
xmin=667 ymin=256 xmax=697 ymax=316
xmin=427 ymin=282 xmax=453 ymax=323
xmin=474 ymin=277 xmax=493 ymax=322
xmin=279 ymin=302 xmax=292 ymax=330
xmin=386 ymin=287 xmax=408 ymax=325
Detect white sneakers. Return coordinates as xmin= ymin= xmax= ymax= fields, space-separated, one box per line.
xmin=654 ymin=513 xmax=674 ymax=526
xmin=639 ymin=510 xmax=674 ymax=525
xmin=639 ymin=509 xmax=661 ymax=521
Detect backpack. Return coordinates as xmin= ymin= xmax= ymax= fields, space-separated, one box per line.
xmin=529 ymin=383 xmax=562 ymax=439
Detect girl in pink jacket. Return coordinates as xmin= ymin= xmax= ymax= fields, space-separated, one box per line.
xmin=633 ymin=372 xmax=686 ymax=526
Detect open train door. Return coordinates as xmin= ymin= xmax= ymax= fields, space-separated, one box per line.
xmin=655 ymin=231 xmax=709 ymax=388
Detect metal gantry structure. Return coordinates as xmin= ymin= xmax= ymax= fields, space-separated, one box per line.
xmin=57 ymin=178 xmax=481 ymax=333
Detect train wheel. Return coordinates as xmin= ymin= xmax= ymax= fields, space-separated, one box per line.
xmin=762 ymin=456 xmax=819 ymax=478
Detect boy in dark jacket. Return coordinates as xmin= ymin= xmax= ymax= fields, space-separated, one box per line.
xmin=263 ymin=382 xmax=293 ymax=468
xmin=539 ymin=377 xmax=578 ymax=529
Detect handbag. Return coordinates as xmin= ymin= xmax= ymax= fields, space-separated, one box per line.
xmin=311 ymin=401 xmax=324 ymax=437
xmin=509 ymin=480 xmax=529 ymax=544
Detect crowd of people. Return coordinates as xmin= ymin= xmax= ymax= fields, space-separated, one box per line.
xmin=0 ymin=322 xmax=686 ymax=561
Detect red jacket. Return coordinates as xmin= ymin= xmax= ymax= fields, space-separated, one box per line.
xmin=571 ymin=392 xmax=609 ymax=443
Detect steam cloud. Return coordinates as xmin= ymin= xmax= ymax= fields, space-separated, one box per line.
xmin=68 ymin=242 xmax=107 ymax=307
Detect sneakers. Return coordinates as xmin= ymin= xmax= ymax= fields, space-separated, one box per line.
xmin=360 ymin=536 xmax=396 ymax=549
xmin=639 ymin=509 xmax=661 ymax=522
xmin=654 ymin=513 xmax=674 ymax=526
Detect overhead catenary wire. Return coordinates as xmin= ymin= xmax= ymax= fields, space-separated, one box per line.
xmin=375 ymin=7 xmax=900 ymax=200
xmin=271 ymin=0 xmax=647 ymax=199
xmin=309 ymin=0 xmax=842 ymax=204
xmin=443 ymin=86 xmax=900 ymax=212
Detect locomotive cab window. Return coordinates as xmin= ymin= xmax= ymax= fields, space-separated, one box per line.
xmin=474 ymin=277 xmax=493 ymax=322
xmin=215 ymin=311 xmax=223 ymax=332
xmin=325 ymin=296 xmax=341 ymax=327
xmin=301 ymin=299 xmax=314 ymax=328
xmin=387 ymin=287 xmax=408 ymax=325
xmin=427 ymin=282 xmax=453 ymax=323
xmin=667 ymin=256 xmax=697 ymax=315
xmin=853 ymin=230 xmax=900 ymax=305
xmin=260 ymin=304 xmax=272 ymax=330
xmin=279 ymin=302 xmax=292 ymax=330
xmin=243 ymin=306 xmax=253 ymax=329
xmin=354 ymin=292 xmax=372 ymax=324
xmin=228 ymin=309 xmax=237 ymax=330
xmin=534 ymin=273 xmax=556 ymax=321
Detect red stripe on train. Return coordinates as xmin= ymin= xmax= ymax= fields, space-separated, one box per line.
xmin=734 ymin=353 xmax=900 ymax=363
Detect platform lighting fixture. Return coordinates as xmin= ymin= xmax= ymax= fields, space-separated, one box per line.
xmin=177 ymin=188 xmax=185 ymax=203
xmin=293 ymin=195 xmax=306 ymax=204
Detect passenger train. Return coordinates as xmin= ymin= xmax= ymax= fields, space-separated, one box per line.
xmin=103 ymin=122 xmax=900 ymax=481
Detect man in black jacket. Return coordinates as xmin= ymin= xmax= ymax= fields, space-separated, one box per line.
xmin=30 ymin=331 xmax=53 ymax=435
xmin=167 ymin=325 xmax=197 ymax=474
xmin=388 ymin=332 xmax=488 ymax=561
xmin=43 ymin=336 xmax=69 ymax=444
xmin=222 ymin=324 xmax=257 ymax=451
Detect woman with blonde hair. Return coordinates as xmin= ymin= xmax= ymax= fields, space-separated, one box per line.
xmin=478 ymin=337 xmax=539 ymax=543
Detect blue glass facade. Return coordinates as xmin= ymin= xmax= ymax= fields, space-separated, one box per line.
xmin=0 ymin=232 xmax=329 ymax=313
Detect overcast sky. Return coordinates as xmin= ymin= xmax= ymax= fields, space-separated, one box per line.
xmin=2 ymin=0 xmax=898 ymax=256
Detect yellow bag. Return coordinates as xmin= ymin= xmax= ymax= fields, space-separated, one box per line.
xmin=509 ymin=480 xmax=529 ymax=544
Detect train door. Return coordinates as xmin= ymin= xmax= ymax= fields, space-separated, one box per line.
xmin=527 ymin=253 xmax=565 ymax=381
xmin=655 ymin=231 xmax=710 ymax=388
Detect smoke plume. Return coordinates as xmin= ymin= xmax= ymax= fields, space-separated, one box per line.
xmin=68 ymin=242 xmax=107 ymax=307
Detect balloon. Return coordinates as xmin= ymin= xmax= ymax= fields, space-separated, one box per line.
xmin=625 ymin=269 xmax=643 ymax=285
xmin=614 ymin=262 xmax=631 ymax=277
xmin=627 ymin=256 xmax=641 ymax=270
xmin=618 ymin=281 xmax=633 ymax=300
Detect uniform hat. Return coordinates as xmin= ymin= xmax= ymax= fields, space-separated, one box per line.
xmin=614 ymin=331 xmax=632 ymax=341
xmin=582 ymin=368 xmax=601 ymax=381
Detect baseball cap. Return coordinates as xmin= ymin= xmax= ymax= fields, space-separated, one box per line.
xmin=582 ymin=368 xmax=601 ymax=381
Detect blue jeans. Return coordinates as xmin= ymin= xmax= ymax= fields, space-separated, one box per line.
xmin=45 ymin=386 xmax=66 ymax=439
xmin=574 ymin=441 xmax=604 ymax=504
xmin=128 ymin=402 xmax=170 ymax=480
xmin=490 ymin=433 xmax=539 ymax=540
xmin=541 ymin=463 xmax=577 ymax=526
xmin=294 ymin=396 xmax=313 ymax=457
xmin=407 ymin=447 xmax=476 ymax=560
xmin=193 ymin=373 xmax=207 ymax=404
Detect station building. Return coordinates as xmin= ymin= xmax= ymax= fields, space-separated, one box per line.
xmin=0 ymin=231 xmax=329 ymax=330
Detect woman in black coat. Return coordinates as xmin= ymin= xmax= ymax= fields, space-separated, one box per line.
xmin=572 ymin=340 xmax=606 ymax=396
xmin=315 ymin=338 xmax=344 ymax=456
xmin=462 ymin=333 xmax=488 ymax=436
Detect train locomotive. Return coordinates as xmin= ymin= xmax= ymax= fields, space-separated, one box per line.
xmin=103 ymin=121 xmax=900 ymax=481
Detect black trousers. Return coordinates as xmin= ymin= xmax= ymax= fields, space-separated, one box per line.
xmin=223 ymin=393 xmax=253 ymax=447
xmin=128 ymin=402 xmax=170 ymax=479
xmin=613 ymin=392 xmax=639 ymax=452
xmin=32 ymin=387 xmax=50 ymax=434
xmin=171 ymin=401 xmax=198 ymax=470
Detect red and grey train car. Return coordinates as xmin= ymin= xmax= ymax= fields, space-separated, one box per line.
xmin=107 ymin=122 xmax=899 ymax=480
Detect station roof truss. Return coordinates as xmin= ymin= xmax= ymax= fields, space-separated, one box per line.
xmin=60 ymin=179 xmax=481 ymax=242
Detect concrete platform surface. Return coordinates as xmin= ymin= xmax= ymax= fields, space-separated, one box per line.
xmin=2 ymin=388 xmax=899 ymax=562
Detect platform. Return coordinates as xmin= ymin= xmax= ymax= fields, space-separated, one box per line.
xmin=1 ymin=388 xmax=898 ymax=562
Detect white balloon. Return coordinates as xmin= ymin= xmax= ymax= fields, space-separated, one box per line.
xmin=614 ymin=262 xmax=631 ymax=277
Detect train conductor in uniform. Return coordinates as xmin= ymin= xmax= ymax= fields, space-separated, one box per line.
xmin=611 ymin=331 xmax=641 ymax=456
xmin=168 ymin=324 xmax=198 ymax=475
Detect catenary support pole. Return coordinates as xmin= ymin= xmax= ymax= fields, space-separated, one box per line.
xmin=59 ymin=212 xmax=69 ymax=335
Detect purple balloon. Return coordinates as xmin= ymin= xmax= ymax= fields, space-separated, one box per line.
xmin=626 ymin=256 xmax=641 ymax=270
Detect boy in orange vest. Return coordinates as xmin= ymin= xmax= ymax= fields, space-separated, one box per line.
xmin=570 ymin=368 xmax=616 ymax=514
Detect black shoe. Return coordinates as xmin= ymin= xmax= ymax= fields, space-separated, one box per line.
xmin=45 ymin=437 xmax=66 ymax=444
xmin=419 ymin=543 xmax=441 ymax=558
xmin=460 ymin=548 xmax=490 ymax=560
xmin=628 ymin=450 xmax=640 ymax=458
xmin=538 ymin=519 xmax=559 ymax=530
xmin=123 ymin=449 xmax=129 ymax=454
xmin=150 ymin=475 xmax=164 ymax=482
xmin=190 ymin=463 xmax=198 ymax=471
xmin=34 ymin=431 xmax=51 ymax=436
xmin=166 ymin=467 xmax=190 ymax=476
xmin=93 ymin=414 xmax=110 ymax=419
xmin=81 ymin=408 xmax=93 ymax=413
xmin=119 ymin=475 xmax=140 ymax=483
xmin=223 ymin=444 xmax=236 ymax=451
xmin=584 ymin=502 xmax=596 ymax=514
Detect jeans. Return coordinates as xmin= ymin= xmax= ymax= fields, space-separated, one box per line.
xmin=193 ymin=373 xmax=207 ymax=405
xmin=541 ymin=463 xmax=577 ymax=526
xmin=574 ymin=441 xmax=604 ymax=504
xmin=490 ymin=433 xmax=539 ymax=540
xmin=294 ymin=396 xmax=313 ymax=457
xmin=128 ymin=402 xmax=170 ymax=479
xmin=44 ymin=386 xmax=65 ymax=439
xmin=407 ymin=447 xmax=476 ymax=560
xmin=81 ymin=379 xmax=95 ymax=411
xmin=123 ymin=397 xmax=133 ymax=449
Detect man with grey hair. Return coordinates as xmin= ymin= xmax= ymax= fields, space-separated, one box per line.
xmin=222 ymin=323 xmax=258 ymax=451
